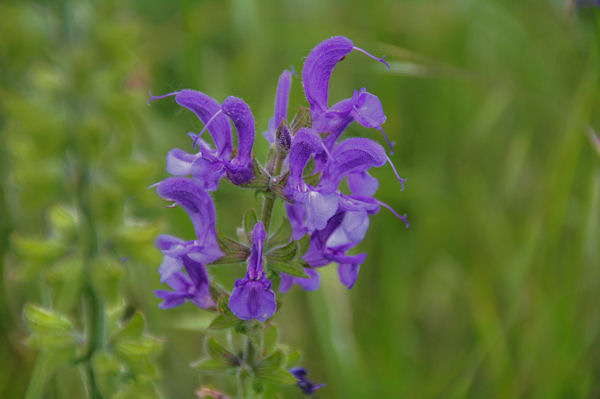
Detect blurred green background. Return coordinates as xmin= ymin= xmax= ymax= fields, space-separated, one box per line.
xmin=1 ymin=0 xmax=600 ymax=398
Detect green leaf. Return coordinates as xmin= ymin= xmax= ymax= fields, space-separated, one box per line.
xmin=266 ymin=240 xmax=297 ymax=262
xmin=191 ymin=357 xmax=230 ymax=371
xmin=267 ymin=259 xmax=309 ymax=278
xmin=297 ymin=235 xmax=311 ymax=257
xmin=255 ymin=350 xmax=285 ymax=374
xmin=210 ymin=232 xmax=250 ymax=265
xmin=262 ymin=324 xmax=279 ymax=355
xmin=47 ymin=204 xmax=78 ymax=239
xmin=23 ymin=303 xmax=73 ymax=333
xmin=10 ymin=233 xmax=67 ymax=261
xmin=290 ymin=106 xmax=312 ymax=133
xmin=205 ymin=337 xmax=238 ymax=365
xmin=267 ymin=221 xmax=292 ymax=250
xmin=257 ymin=368 xmax=297 ymax=385
xmin=243 ymin=208 xmax=258 ymax=243
xmin=284 ymin=349 xmax=301 ymax=368
xmin=111 ymin=312 xmax=145 ymax=343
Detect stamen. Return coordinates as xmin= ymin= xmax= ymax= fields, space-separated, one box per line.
xmin=352 ymin=46 xmax=391 ymax=70
xmin=191 ymin=109 xmax=223 ymax=149
xmin=147 ymin=91 xmax=178 ymax=106
xmin=290 ymin=65 xmax=298 ymax=77
xmin=378 ymin=200 xmax=409 ymax=228
xmin=385 ymin=154 xmax=406 ymax=190
xmin=378 ymin=127 xmax=396 ymax=155
xmin=147 ymin=181 xmax=161 ymax=190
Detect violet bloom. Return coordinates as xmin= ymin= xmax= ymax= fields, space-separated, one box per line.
xmin=148 ymin=91 xmax=255 ymax=189
xmin=155 ymin=258 xmax=214 ymax=309
xmin=286 ymin=133 xmax=405 ymax=237
xmin=154 ymin=177 xmax=223 ymax=283
xmin=228 ymin=222 xmax=277 ymax=321
xmin=279 ymin=268 xmax=320 ymax=293
xmin=302 ymin=36 xmax=394 ymax=153
xmin=263 ymin=69 xmax=293 ymax=144
xmin=290 ymin=367 xmax=324 ymax=396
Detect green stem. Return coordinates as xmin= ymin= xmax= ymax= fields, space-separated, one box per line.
xmin=260 ymin=150 xmax=286 ymax=232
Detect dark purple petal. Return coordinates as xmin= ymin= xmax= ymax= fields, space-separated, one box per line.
xmin=302 ymin=36 xmax=354 ymax=113
xmin=221 ymin=96 xmax=255 ymax=165
xmin=290 ymin=367 xmax=325 ymax=395
xmin=181 ymin=256 xmax=215 ymax=308
xmin=228 ymin=279 xmax=276 ymax=321
xmin=287 ymin=128 xmax=325 ymax=191
xmin=155 ymin=178 xmax=218 ymax=242
xmin=279 ymin=268 xmax=321 ymax=293
xmin=264 ymin=69 xmax=293 ymax=143
xmin=149 ymin=90 xmax=232 ymax=157
xmin=338 ymin=263 xmax=360 ymax=289
xmin=347 ymin=171 xmax=379 ymax=197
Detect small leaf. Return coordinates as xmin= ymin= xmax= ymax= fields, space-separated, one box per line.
xmin=267 ymin=221 xmax=292 ymax=250
xmin=209 ymin=313 xmax=244 ymax=331
xmin=255 ymin=350 xmax=285 ymax=374
xmin=23 ymin=303 xmax=73 ymax=333
xmin=210 ymin=232 xmax=250 ymax=265
xmin=266 ymin=240 xmax=297 ymax=262
xmin=297 ymin=235 xmax=311 ymax=257
xmin=111 ymin=312 xmax=145 ymax=343
xmin=243 ymin=208 xmax=258 ymax=244
xmin=205 ymin=337 xmax=238 ymax=366
xmin=285 ymin=350 xmax=301 ymax=368
xmin=10 ymin=234 xmax=67 ymax=261
xmin=290 ymin=106 xmax=312 ymax=133
xmin=262 ymin=324 xmax=279 ymax=355
xmin=303 ymin=171 xmax=322 ymax=186
xmin=257 ymin=369 xmax=297 ymax=385
xmin=47 ymin=204 xmax=78 ymax=239
xmin=267 ymin=259 xmax=309 ymax=278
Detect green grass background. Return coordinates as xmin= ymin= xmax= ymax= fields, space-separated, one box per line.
xmin=1 ymin=0 xmax=600 ymax=397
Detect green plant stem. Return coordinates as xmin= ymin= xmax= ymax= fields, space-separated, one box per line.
xmin=261 ymin=150 xmax=286 ymax=232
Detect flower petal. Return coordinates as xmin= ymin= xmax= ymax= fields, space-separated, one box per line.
xmin=228 ymin=280 xmax=276 ymax=321
xmin=347 ymin=171 xmax=379 ymax=197
xmin=325 ymin=210 xmax=369 ymax=248
xmin=158 ymin=255 xmax=183 ymax=283
xmin=221 ymin=96 xmax=255 ymax=165
xmin=264 ymin=69 xmax=293 ymax=143
xmin=302 ymin=36 xmax=354 ymax=113
xmin=305 ymin=191 xmax=338 ymax=232
xmin=279 ymin=269 xmax=321 ymax=292
xmin=166 ymin=148 xmax=199 ymax=176
xmin=191 ymin=157 xmax=225 ymax=191
xmin=247 ymin=221 xmax=266 ymax=280
xmin=287 ymin=128 xmax=326 ymax=191
xmin=285 ymin=202 xmax=308 ymax=240
xmin=338 ymin=263 xmax=360 ymax=289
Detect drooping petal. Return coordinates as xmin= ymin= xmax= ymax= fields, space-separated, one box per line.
xmin=264 ymin=69 xmax=293 ymax=143
xmin=325 ymin=210 xmax=370 ymax=248
xmin=279 ymin=268 xmax=321 ymax=293
xmin=155 ymin=234 xmax=193 ymax=257
xmin=155 ymin=178 xmax=223 ymax=261
xmin=181 ymin=256 xmax=214 ymax=308
xmin=190 ymin=157 xmax=226 ymax=191
xmin=150 ymin=90 xmax=232 ymax=157
xmin=166 ymin=148 xmax=199 ymax=176
xmin=221 ymin=96 xmax=255 ymax=165
xmin=305 ymin=191 xmax=338 ymax=231
xmin=302 ymin=36 xmax=354 ymax=113
xmin=228 ymin=279 xmax=276 ymax=321
xmin=347 ymin=171 xmax=379 ymax=197
xmin=285 ymin=202 xmax=308 ymax=240
xmin=338 ymin=263 xmax=360 ymax=289
xmin=287 ymin=128 xmax=326 ymax=191
xmin=321 ymin=138 xmax=386 ymax=190
xmin=158 ymin=256 xmax=182 ymax=283
xmin=155 ymin=290 xmax=187 ymax=309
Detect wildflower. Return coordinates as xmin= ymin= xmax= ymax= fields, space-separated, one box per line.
xmin=263 ymin=69 xmax=293 ymax=144
xmin=302 ymin=36 xmax=394 ymax=153
xmin=148 ymin=91 xmax=256 ymax=190
xmin=228 ymin=222 xmax=277 ymax=321
xmin=290 ymin=367 xmax=325 ymax=395
xmin=154 ymin=258 xmax=214 ymax=309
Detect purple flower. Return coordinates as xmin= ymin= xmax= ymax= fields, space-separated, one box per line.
xmin=148 ymin=91 xmax=256 ymax=189
xmin=155 ymin=257 xmax=214 ymax=309
xmin=279 ymin=268 xmax=320 ymax=293
xmin=290 ymin=367 xmax=324 ymax=396
xmin=302 ymin=36 xmax=394 ymax=152
xmin=263 ymin=69 xmax=293 ymax=144
xmin=228 ymin=222 xmax=277 ymax=321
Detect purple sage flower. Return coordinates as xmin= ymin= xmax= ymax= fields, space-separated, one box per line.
xmin=228 ymin=222 xmax=277 ymax=321
xmin=148 ymin=91 xmax=256 ymax=189
xmin=290 ymin=367 xmax=325 ymax=396
xmin=155 ymin=257 xmax=214 ymax=309
xmin=302 ymin=36 xmax=394 ymax=153
xmin=263 ymin=69 xmax=293 ymax=144
xmin=279 ymin=268 xmax=320 ymax=293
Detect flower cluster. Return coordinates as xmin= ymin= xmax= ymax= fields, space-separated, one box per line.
xmin=151 ymin=36 xmax=407 ymax=323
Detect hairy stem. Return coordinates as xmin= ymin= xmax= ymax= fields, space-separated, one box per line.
xmin=261 ymin=150 xmax=286 ymax=233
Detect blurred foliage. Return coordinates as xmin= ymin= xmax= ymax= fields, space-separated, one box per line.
xmin=1 ymin=0 xmax=600 ymax=398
